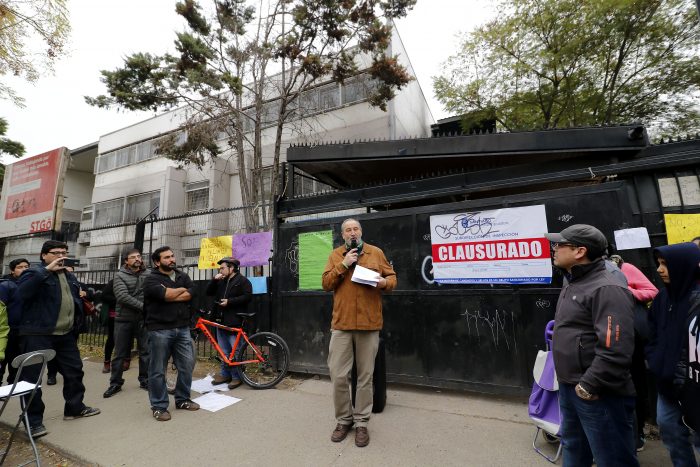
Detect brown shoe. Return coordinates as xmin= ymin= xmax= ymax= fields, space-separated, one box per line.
xmin=212 ymin=374 xmax=232 ymax=385
xmin=102 ymin=362 xmax=110 ymax=373
xmin=331 ymin=423 xmax=352 ymax=442
xmin=355 ymin=427 xmax=369 ymax=447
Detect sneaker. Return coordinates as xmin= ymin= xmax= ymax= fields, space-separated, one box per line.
xmin=636 ymin=436 xmax=646 ymax=452
xmin=152 ymin=409 xmax=171 ymax=421
xmin=211 ymin=374 xmax=232 ymax=385
xmin=103 ymin=384 xmax=122 ymax=398
xmin=331 ymin=423 xmax=352 ymax=443
xmin=64 ymin=406 xmax=101 ymax=420
xmin=46 ymin=376 xmax=57 ymax=386
xmin=355 ymin=426 xmax=370 ymax=447
xmin=101 ymin=362 xmax=110 ymax=374
xmin=227 ymin=379 xmax=242 ymax=390
xmin=30 ymin=424 xmax=48 ymax=439
xmin=175 ymin=399 xmax=200 ymax=411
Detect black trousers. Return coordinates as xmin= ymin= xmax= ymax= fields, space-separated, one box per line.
xmin=110 ymin=320 xmax=149 ymax=386
xmin=20 ymin=333 xmax=87 ymax=427
xmin=0 ymin=328 xmax=21 ymax=384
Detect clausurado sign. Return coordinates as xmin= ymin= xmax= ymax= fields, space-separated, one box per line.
xmin=429 ymin=205 xmax=552 ymax=284
xmin=0 ymin=147 xmax=69 ymax=237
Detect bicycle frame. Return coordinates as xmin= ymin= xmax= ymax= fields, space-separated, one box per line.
xmin=194 ymin=317 xmax=265 ymax=367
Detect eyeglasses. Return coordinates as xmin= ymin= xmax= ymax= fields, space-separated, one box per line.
xmin=552 ymin=243 xmax=580 ymax=250
xmin=46 ymin=250 xmax=68 ymax=256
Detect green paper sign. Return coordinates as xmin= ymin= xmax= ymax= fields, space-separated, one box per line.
xmin=298 ymin=230 xmax=333 ymax=290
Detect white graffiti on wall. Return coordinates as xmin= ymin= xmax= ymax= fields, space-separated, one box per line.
xmin=461 ymin=307 xmax=518 ymax=351
xmin=285 ymin=240 xmax=299 ymax=277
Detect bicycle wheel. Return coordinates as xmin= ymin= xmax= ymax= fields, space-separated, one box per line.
xmin=238 ymin=332 xmax=290 ymax=389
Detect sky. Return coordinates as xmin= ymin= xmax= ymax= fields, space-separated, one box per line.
xmin=1 ymin=0 xmax=495 ymax=162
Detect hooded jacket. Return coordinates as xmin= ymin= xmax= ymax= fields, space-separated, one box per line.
xmin=646 ymin=242 xmax=700 ymax=397
xmin=0 ymin=274 xmax=23 ymax=326
xmin=552 ymin=258 xmax=636 ymax=396
xmin=113 ymin=265 xmax=149 ymax=322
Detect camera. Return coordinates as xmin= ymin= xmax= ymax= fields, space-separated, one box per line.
xmin=62 ymin=258 xmax=80 ymax=268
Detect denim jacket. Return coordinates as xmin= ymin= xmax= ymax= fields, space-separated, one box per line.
xmin=17 ymin=264 xmax=82 ymax=335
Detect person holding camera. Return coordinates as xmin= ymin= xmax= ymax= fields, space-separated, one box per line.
xmin=206 ymin=257 xmax=252 ymax=389
xmin=16 ymin=240 xmax=101 ymax=438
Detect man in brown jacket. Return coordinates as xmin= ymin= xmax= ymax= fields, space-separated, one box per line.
xmin=322 ymin=218 xmax=397 ymax=448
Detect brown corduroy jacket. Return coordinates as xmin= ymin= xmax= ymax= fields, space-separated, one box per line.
xmin=322 ymin=242 xmax=397 ymax=331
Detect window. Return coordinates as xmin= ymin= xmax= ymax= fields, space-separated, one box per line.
xmin=125 ymin=191 xmax=160 ymax=222
xmin=298 ymin=88 xmax=319 ymax=116
xmin=93 ymin=199 xmax=124 ymax=227
xmin=90 ymin=257 xmax=118 ymax=271
xmin=319 ymin=83 xmax=340 ymax=111
xmin=81 ymin=207 xmax=93 ymax=222
xmin=185 ymin=181 xmax=209 ymax=212
xmin=341 ymin=76 xmax=371 ymax=105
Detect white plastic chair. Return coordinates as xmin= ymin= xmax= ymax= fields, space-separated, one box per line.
xmin=0 ymin=349 xmax=56 ymax=467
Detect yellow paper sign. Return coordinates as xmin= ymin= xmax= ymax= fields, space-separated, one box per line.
xmin=198 ymin=235 xmax=233 ymax=269
xmin=664 ymin=214 xmax=700 ymax=244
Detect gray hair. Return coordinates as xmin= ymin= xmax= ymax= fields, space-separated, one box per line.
xmin=341 ymin=218 xmax=362 ymax=231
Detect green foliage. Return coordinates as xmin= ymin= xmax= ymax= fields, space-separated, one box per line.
xmin=0 ymin=117 xmax=25 ymax=158
xmin=87 ymin=0 xmax=416 ymax=229
xmin=0 ymin=0 xmax=70 ymax=106
xmin=434 ymin=0 xmax=700 ymax=136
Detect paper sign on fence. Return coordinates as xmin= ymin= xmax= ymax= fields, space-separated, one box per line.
xmin=614 ymin=227 xmax=651 ymax=250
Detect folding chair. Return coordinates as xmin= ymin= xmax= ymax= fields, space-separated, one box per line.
xmin=0 ymin=349 xmax=56 ymax=467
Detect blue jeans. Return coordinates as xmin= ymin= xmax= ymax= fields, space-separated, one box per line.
xmin=657 ymin=393 xmax=700 ymax=467
xmin=147 ymin=327 xmax=195 ymax=411
xmin=216 ymin=328 xmax=240 ymax=381
xmin=559 ymin=383 xmax=639 ymax=467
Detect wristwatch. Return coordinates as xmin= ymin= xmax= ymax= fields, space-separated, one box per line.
xmin=575 ymin=383 xmax=598 ymax=400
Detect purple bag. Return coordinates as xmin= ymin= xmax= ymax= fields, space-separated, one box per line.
xmin=528 ymin=320 xmax=561 ymax=436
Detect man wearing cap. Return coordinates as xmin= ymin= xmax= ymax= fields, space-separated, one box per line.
xmin=206 ymin=257 xmax=252 ymax=389
xmin=544 ymin=224 xmax=638 ymax=466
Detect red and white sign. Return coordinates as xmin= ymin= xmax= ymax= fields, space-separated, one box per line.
xmin=429 ymin=205 xmax=552 ymax=284
xmin=0 ymin=148 xmax=68 ymax=237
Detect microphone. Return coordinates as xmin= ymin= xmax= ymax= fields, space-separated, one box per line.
xmin=350 ymin=239 xmax=358 ymax=250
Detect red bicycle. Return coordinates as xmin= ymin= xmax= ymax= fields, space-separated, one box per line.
xmin=193 ymin=313 xmax=290 ymax=389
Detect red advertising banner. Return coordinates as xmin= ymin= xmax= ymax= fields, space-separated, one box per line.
xmin=0 ymin=147 xmax=67 ymax=236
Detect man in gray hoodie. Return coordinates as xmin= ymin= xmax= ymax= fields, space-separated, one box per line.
xmin=103 ymin=249 xmax=150 ymax=397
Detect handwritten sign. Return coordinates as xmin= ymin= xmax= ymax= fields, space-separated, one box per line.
xmin=298 ymin=230 xmax=333 ymax=290
xmin=614 ymin=227 xmax=651 ymax=250
xmin=664 ymin=214 xmax=700 ymax=244
xmin=233 ymin=232 xmax=273 ymax=267
xmin=429 ymin=205 xmax=551 ymax=284
xmin=198 ymin=235 xmax=233 ymax=269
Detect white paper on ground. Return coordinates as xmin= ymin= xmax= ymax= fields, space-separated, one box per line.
xmin=191 ymin=374 xmax=230 ymax=394
xmin=351 ymin=265 xmax=380 ymax=286
xmin=192 ymin=392 xmax=241 ymax=412
xmin=0 ymin=381 xmax=36 ymax=397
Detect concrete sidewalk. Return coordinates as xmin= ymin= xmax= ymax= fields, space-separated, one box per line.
xmin=1 ymin=361 xmax=672 ymax=466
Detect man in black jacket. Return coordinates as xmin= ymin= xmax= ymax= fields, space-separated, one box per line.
xmin=143 ymin=246 xmax=198 ymax=422
xmin=206 ymin=257 xmax=252 ymax=389
xmin=544 ymin=225 xmax=637 ymax=467
xmin=103 ymin=249 xmax=150 ymax=398
xmin=17 ymin=240 xmax=101 ymax=438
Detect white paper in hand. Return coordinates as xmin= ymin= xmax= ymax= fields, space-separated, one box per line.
xmin=351 ymin=265 xmax=380 ymax=287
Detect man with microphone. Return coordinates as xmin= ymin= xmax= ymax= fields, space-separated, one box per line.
xmin=322 ymin=218 xmax=396 ymax=448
